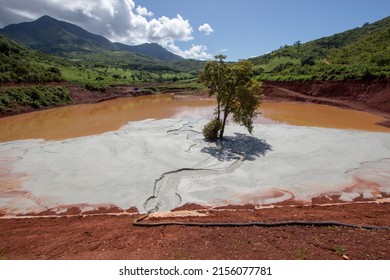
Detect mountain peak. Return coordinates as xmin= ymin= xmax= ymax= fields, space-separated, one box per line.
xmin=35 ymin=15 xmax=64 ymax=25
xmin=37 ymin=15 xmax=55 ymax=21
xmin=0 ymin=16 xmax=183 ymax=61
xmin=114 ymin=41 xmax=183 ymax=61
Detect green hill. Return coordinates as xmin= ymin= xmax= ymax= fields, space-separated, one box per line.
xmin=0 ymin=35 xmax=73 ymax=112
xmin=0 ymin=32 xmax=203 ymax=89
xmin=0 ymin=15 xmax=205 ymax=89
xmin=0 ymin=34 xmax=63 ymax=83
xmin=0 ymin=15 xmax=183 ymax=62
xmin=114 ymin=42 xmax=183 ymax=62
xmin=0 ymin=15 xmax=116 ymax=54
xmin=0 ymin=34 xmax=201 ymax=113
xmin=249 ymin=16 xmax=390 ymax=81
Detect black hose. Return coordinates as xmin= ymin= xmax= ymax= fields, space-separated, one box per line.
xmin=133 ymin=214 xmax=390 ymax=230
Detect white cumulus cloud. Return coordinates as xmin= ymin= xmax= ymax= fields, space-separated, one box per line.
xmin=135 ymin=5 xmax=153 ymax=17
xmin=166 ymin=43 xmax=213 ymax=60
xmin=146 ymin=15 xmax=193 ymax=43
xmin=0 ymin=0 xmax=213 ymax=60
xmin=198 ymin=23 xmax=214 ymax=35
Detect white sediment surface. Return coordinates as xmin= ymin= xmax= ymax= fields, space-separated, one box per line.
xmin=1 ymin=118 xmax=390 ymax=216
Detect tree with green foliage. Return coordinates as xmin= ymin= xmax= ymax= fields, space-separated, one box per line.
xmin=294 ymin=40 xmax=301 ymax=49
xmin=199 ymin=55 xmax=262 ymax=140
xmin=199 ymin=54 xmax=227 ymax=122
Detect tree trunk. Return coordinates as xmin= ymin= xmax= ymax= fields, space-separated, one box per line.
xmin=219 ymin=110 xmax=229 ymax=139
xmin=216 ymin=96 xmax=221 ymax=120
xmin=219 ymin=93 xmax=234 ymax=139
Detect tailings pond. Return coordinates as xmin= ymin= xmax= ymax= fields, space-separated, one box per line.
xmin=0 ymin=94 xmax=389 ymax=143
xmin=1 ymin=94 xmax=390 ymax=216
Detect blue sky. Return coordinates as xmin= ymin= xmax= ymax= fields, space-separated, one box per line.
xmin=0 ymin=0 xmax=389 ymax=60
xmin=136 ymin=0 xmax=390 ymax=60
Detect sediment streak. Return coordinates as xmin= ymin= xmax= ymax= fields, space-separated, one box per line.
xmin=143 ymin=121 xmax=245 ymax=213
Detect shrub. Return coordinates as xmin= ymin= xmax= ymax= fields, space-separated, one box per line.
xmin=202 ymin=119 xmax=222 ymax=141
xmin=85 ymin=83 xmax=106 ymax=91
xmin=0 ymin=86 xmax=71 ymax=112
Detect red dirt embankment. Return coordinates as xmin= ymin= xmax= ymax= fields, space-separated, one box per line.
xmin=0 ymin=203 xmax=389 ymax=260
xmin=263 ymin=79 xmax=390 ymax=115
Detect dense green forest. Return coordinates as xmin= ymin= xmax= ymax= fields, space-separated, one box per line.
xmin=249 ymin=16 xmax=390 ymax=81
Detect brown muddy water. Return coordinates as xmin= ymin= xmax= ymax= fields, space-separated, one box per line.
xmin=0 ymin=94 xmax=389 ymax=142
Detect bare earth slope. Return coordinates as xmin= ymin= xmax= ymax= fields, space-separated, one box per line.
xmin=263 ymin=79 xmax=390 ymax=115
xmin=0 ymin=203 xmax=389 ymax=260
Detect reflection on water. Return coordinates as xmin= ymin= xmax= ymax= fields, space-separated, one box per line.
xmin=0 ymin=94 xmax=389 ymax=142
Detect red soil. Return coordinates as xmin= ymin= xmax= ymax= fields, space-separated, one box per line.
xmin=263 ymin=79 xmax=390 ymax=127
xmin=0 ymin=203 xmax=389 ymax=260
